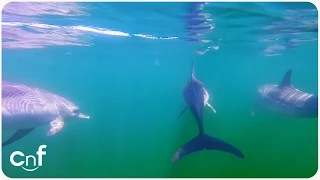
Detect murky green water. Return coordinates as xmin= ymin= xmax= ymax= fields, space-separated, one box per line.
xmin=1 ymin=2 xmax=318 ymax=178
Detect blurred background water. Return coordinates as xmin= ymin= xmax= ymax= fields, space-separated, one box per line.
xmin=1 ymin=2 xmax=318 ymax=178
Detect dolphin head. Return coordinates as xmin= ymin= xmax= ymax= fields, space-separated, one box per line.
xmin=56 ymin=96 xmax=90 ymax=119
xmin=70 ymin=108 xmax=90 ymax=119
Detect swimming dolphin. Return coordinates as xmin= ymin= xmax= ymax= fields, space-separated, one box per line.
xmin=172 ymin=62 xmax=244 ymax=163
xmin=2 ymin=80 xmax=90 ymax=147
xmin=252 ymin=69 xmax=318 ymax=118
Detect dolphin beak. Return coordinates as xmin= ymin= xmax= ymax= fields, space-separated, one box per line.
xmin=78 ymin=113 xmax=90 ymax=119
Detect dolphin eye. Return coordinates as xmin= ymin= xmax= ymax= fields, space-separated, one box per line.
xmin=72 ymin=109 xmax=79 ymax=114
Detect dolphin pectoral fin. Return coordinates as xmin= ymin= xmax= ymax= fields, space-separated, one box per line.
xmin=207 ymin=103 xmax=216 ymax=113
xmin=2 ymin=128 xmax=36 ymax=147
xmin=47 ymin=117 xmax=64 ymax=136
xmin=177 ymin=106 xmax=188 ymax=119
xmin=172 ymin=134 xmax=244 ymax=163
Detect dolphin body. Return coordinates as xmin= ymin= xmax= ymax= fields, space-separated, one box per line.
xmin=2 ymin=80 xmax=90 ymax=147
xmin=253 ymin=69 xmax=318 ymax=118
xmin=172 ymin=63 xmax=244 ymax=163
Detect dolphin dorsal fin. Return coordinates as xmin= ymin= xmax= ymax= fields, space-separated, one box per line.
xmin=279 ymin=69 xmax=292 ymax=88
xmin=191 ymin=62 xmax=195 ymax=78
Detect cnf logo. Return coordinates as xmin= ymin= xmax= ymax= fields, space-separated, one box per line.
xmin=10 ymin=145 xmax=47 ymax=172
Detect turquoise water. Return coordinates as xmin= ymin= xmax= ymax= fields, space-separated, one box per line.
xmin=1 ymin=2 xmax=318 ymax=178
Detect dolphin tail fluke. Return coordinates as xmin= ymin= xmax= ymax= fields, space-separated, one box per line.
xmin=172 ymin=134 xmax=244 ymax=163
xmin=2 ymin=128 xmax=36 ymax=147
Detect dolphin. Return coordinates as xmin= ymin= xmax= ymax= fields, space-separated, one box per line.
xmin=252 ymin=69 xmax=318 ymax=118
xmin=2 ymin=80 xmax=90 ymax=147
xmin=172 ymin=62 xmax=244 ymax=163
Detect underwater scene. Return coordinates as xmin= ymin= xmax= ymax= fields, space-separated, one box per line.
xmin=1 ymin=1 xmax=318 ymax=178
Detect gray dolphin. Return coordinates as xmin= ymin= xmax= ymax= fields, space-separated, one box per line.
xmin=172 ymin=62 xmax=244 ymax=163
xmin=252 ymin=69 xmax=318 ymax=118
xmin=2 ymin=80 xmax=90 ymax=147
